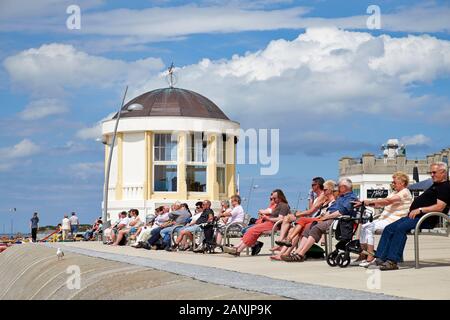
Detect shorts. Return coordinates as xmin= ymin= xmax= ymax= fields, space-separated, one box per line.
xmin=182 ymin=225 xmax=202 ymax=233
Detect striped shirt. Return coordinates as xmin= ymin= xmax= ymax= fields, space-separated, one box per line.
xmin=379 ymin=188 xmax=413 ymax=223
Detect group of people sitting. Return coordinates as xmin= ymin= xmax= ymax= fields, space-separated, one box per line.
xmin=100 ymin=161 xmax=449 ymax=271
xmin=101 ymin=195 xmax=246 ymax=253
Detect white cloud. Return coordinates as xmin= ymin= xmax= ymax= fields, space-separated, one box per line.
xmin=1 ymin=2 xmax=449 ymax=46
xmin=76 ymin=112 xmax=115 ymax=140
xmin=3 ymin=43 xmax=164 ymax=96
xmin=400 ymin=134 xmax=432 ymax=146
xmin=69 ymin=161 xmax=104 ymax=180
xmin=0 ymin=139 xmax=41 ymax=171
xmin=19 ymin=98 xmax=69 ymax=120
xmin=130 ymin=27 xmax=450 ymax=129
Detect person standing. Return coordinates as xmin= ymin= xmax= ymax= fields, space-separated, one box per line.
xmin=69 ymin=212 xmax=80 ymax=236
xmin=30 ymin=212 xmax=39 ymax=243
xmin=62 ymin=215 xmax=71 ymax=241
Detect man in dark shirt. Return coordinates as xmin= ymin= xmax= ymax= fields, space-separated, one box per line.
xmin=375 ymin=162 xmax=450 ymax=270
xmin=172 ymin=200 xmax=215 ymax=250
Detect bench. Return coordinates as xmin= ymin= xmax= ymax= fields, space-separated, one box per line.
xmin=324 ymin=212 xmax=450 ymax=268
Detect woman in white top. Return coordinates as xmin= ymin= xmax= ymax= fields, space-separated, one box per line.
xmin=216 ymin=195 xmax=245 ymax=245
xmin=354 ymin=171 xmax=413 ymax=267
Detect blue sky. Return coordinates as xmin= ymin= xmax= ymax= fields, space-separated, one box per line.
xmin=0 ymin=0 xmax=449 ymax=233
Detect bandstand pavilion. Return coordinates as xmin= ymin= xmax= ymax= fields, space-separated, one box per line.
xmin=101 ymin=87 xmax=240 ymax=221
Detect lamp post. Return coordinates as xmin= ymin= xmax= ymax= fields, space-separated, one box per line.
xmin=245 ymin=178 xmax=259 ymax=213
xmin=102 ymin=86 xmax=143 ymax=225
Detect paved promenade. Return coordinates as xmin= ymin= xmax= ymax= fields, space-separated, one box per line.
xmin=1 ymin=233 xmax=449 ymax=300
xmin=51 ymin=233 xmax=450 ymax=300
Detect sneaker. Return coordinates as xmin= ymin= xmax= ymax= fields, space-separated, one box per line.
xmin=379 ymin=260 xmax=399 ymax=271
xmin=132 ymin=241 xmax=144 ymax=249
xmin=251 ymin=241 xmax=264 ymax=256
xmin=350 ymin=259 xmax=365 ymax=266
xmin=359 ymin=260 xmax=375 ymax=268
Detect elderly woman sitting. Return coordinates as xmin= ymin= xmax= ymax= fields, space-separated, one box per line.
xmin=281 ymin=178 xmax=358 ymax=262
xmin=352 ymin=171 xmax=412 ymax=267
xmin=270 ymin=180 xmax=336 ymax=261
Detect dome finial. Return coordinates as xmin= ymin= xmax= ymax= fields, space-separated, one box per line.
xmin=166 ymin=62 xmax=177 ymax=88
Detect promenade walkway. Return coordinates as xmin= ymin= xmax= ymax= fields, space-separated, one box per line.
xmin=49 ymin=233 xmax=450 ymax=300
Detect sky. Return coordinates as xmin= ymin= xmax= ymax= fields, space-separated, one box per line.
xmin=0 ymin=0 xmax=449 ymax=233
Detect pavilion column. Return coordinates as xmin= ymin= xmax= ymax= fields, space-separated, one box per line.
xmin=144 ymin=131 xmax=153 ymax=200
xmin=207 ymin=133 xmax=219 ymax=200
xmin=115 ymin=132 xmax=124 ymax=200
xmin=226 ymin=135 xmax=236 ymax=197
xmin=177 ymin=132 xmax=187 ymax=199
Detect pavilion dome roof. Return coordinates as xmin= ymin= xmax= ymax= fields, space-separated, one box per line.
xmin=116 ymin=87 xmax=230 ymax=121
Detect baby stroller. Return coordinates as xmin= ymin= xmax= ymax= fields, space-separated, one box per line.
xmin=326 ymin=203 xmax=373 ymax=268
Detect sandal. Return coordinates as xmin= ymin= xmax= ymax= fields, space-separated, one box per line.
xmin=275 ymin=239 xmax=292 ymax=247
xmin=281 ymin=253 xmax=304 ymax=262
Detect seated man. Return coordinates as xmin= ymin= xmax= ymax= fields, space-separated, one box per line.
xmin=132 ymin=206 xmax=166 ymax=247
xmin=160 ymin=202 xmax=192 ymax=250
xmin=215 ymin=195 xmax=245 ymax=246
xmin=374 ymin=162 xmax=450 ymax=271
xmin=172 ymin=200 xmax=214 ymax=250
xmin=172 ymin=202 xmax=204 ymax=250
xmin=282 ymin=177 xmax=358 ymax=262
xmin=224 ymin=189 xmax=290 ymax=257
xmin=146 ymin=202 xmax=183 ymax=249
xmin=112 ymin=209 xmax=144 ymax=246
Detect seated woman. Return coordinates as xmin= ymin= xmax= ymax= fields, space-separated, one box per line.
xmin=217 ymin=200 xmax=232 ymax=224
xmin=271 ymin=180 xmax=336 ymax=260
xmin=223 ymin=189 xmax=290 ymax=257
xmin=273 ymin=177 xmax=325 ymax=250
xmin=216 ymin=195 xmax=245 ymax=246
xmin=84 ymin=217 xmax=102 ymax=241
xmin=353 ymin=171 xmax=412 ymax=267
xmin=132 ymin=206 xmax=170 ymax=248
xmin=281 ymin=178 xmax=358 ymax=262
xmin=112 ymin=209 xmax=143 ymax=246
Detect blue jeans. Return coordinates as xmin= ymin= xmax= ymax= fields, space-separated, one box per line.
xmin=375 ymin=216 xmax=420 ymax=263
xmin=71 ymin=225 xmax=78 ymax=234
xmin=160 ymin=225 xmax=182 ymax=248
xmin=147 ymin=227 xmax=163 ymax=246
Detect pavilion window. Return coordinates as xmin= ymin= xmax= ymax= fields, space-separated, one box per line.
xmin=153 ymin=133 xmax=177 ymax=192
xmin=216 ymin=134 xmax=226 ymax=194
xmin=186 ymin=132 xmax=207 ymax=192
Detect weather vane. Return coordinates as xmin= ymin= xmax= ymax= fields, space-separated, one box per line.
xmin=166 ymin=62 xmax=178 ymax=88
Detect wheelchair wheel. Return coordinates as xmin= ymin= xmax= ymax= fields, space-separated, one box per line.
xmin=337 ymin=252 xmax=350 ymax=268
xmin=326 ymin=251 xmax=339 ymax=267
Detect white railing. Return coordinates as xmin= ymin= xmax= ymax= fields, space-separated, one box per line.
xmin=122 ymin=184 xmax=144 ymax=199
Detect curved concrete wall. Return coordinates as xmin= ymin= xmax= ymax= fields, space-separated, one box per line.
xmin=0 ymin=244 xmax=277 ymax=300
